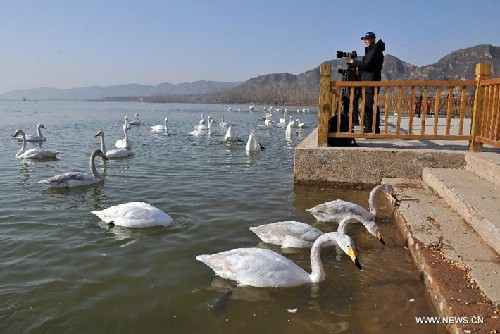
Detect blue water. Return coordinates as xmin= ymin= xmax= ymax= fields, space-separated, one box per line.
xmin=0 ymin=101 xmax=440 ymax=333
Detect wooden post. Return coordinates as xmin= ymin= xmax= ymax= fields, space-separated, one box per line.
xmin=469 ymin=63 xmax=492 ymax=151
xmin=318 ymin=64 xmax=332 ymax=146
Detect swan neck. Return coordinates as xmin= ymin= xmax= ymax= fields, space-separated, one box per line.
xmin=37 ymin=126 xmax=43 ymax=137
xmin=368 ymin=185 xmax=383 ymax=215
xmin=90 ymin=152 xmax=101 ymax=178
xmin=309 ymin=234 xmax=332 ymax=283
xmin=99 ymin=135 xmax=106 ymax=155
xmin=17 ymin=133 xmax=27 ymax=156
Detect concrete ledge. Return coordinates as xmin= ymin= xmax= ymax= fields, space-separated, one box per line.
xmin=384 ymin=178 xmax=500 ymax=333
xmin=465 ymin=152 xmax=500 ymax=187
xmin=423 ymin=167 xmax=500 ymax=255
xmin=294 ymin=129 xmax=467 ymax=186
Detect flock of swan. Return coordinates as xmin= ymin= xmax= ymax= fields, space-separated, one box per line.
xmin=12 ymin=112 xmax=398 ymax=289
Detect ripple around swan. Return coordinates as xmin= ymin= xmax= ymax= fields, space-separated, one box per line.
xmin=0 ymin=101 xmax=441 ymax=333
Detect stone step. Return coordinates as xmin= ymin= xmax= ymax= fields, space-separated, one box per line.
xmin=385 ymin=178 xmax=500 ymax=316
xmin=422 ymin=167 xmax=500 ymax=255
xmin=465 ymin=152 xmax=500 ymax=188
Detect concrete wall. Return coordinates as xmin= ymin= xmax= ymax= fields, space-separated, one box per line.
xmin=294 ymin=129 xmax=467 ymax=186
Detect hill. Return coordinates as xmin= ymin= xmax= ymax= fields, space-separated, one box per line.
xmin=2 ymin=44 xmax=498 ymax=104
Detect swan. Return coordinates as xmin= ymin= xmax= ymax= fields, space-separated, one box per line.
xmin=91 ymin=202 xmax=173 ymax=228
xmin=295 ymin=119 xmax=306 ymax=128
xmin=115 ymin=124 xmax=131 ymax=149
xmin=285 ymin=119 xmax=296 ymax=139
xmin=151 ymin=117 xmax=168 ymax=133
xmin=129 ymin=113 xmax=141 ymax=125
xmin=38 ymin=149 xmax=107 ymax=188
xmin=13 ymin=129 xmax=59 ymax=159
xmin=223 ymin=124 xmax=241 ymax=142
xmin=307 ymin=184 xmax=398 ymax=222
xmin=219 ymin=115 xmax=228 ymax=127
xmin=196 ymin=231 xmax=361 ymax=288
xmin=95 ymin=130 xmax=133 ymax=159
xmin=249 ymin=214 xmax=383 ymax=248
xmin=124 ymin=116 xmax=131 ymax=129
xmin=245 ymin=130 xmax=264 ymax=153
xmin=16 ymin=123 xmax=47 ymax=142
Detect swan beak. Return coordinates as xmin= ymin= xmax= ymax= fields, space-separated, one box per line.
xmin=376 ymin=230 xmax=386 ymax=245
xmin=347 ymin=248 xmax=362 ymax=270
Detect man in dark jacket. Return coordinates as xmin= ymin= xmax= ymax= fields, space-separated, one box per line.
xmin=348 ymin=31 xmax=385 ymax=133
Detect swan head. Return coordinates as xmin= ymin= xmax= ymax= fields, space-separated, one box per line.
xmin=93 ymin=149 xmax=108 ymax=161
xmin=122 ymin=124 xmax=128 ymax=131
xmin=37 ymin=124 xmax=45 ymax=129
xmin=135 ymin=113 xmax=139 ymax=117
xmin=13 ymin=129 xmax=25 ymax=138
xmin=380 ymin=184 xmax=400 ymax=206
xmin=95 ymin=130 xmax=104 ymax=138
xmin=363 ymin=220 xmax=385 ymax=245
xmin=322 ymin=232 xmax=362 ymax=270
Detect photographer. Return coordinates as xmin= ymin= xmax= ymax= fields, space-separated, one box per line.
xmin=347 ymin=31 xmax=385 ymax=133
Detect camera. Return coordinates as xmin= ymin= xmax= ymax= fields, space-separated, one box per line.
xmin=336 ymin=50 xmax=357 ymax=59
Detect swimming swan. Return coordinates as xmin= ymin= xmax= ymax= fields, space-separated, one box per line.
xmin=196 ymin=231 xmax=361 ymax=288
xmin=245 ymin=130 xmax=265 ymax=153
xmin=16 ymin=123 xmax=46 ymax=142
xmin=249 ymin=214 xmax=383 ymax=248
xmin=115 ymin=124 xmax=131 ymax=149
xmin=129 ymin=113 xmax=141 ymax=125
xmin=223 ymin=124 xmax=241 ymax=142
xmin=13 ymin=129 xmax=59 ymax=160
xmin=151 ymin=117 xmax=168 ymax=133
xmin=92 ymin=202 xmax=173 ymax=228
xmin=38 ymin=149 xmax=107 ymax=188
xmin=95 ymin=130 xmax=133 ymax=159
xmin=307 ymin=184 xmax=398 ymax=222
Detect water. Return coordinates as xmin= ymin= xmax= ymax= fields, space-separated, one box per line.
xmin=0 ymin=101 xmax=442 ymax=333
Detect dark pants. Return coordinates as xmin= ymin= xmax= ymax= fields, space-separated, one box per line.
xmin=363 ymin=93 xmax=380 ymax=133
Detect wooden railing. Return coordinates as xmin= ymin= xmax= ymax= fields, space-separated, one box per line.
xmin=318 ymin=62 xmax=499 ymax=151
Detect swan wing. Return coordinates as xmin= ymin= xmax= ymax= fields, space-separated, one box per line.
xmin=307 ymin=199 xmax=373 ymax=221
xmin=196 ymin=247 xmax=309 ymax=287
xmin=106 ymin=148 xmax=133 ymax=159
xmin=92 ymin=202 xmax=173 ymax=228
xmin=250 ymin=221 xmax=322 ymax=247
xmin=19 ymin=148 xmax=59 ymax=159
xmin=39 ymin=172 xmax=99 ymax=188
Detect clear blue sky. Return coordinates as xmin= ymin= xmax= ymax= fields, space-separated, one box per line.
xmin=1 ymin=0 xmax=499 ymax=93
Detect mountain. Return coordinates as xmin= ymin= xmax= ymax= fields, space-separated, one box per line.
xmin=0 ymin=80 xmax=241 ymax=101
xmin=206 ymin=44 xmax=499 ymax=105
xmin=2 ymin=44 xmax=498 ymax=104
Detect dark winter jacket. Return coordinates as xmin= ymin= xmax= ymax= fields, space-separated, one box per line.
xmin=354 ymin=39 xmax=385 ymax=93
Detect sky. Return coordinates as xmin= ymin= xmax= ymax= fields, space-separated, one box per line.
xmin=0 ymin=0 xmax=499 ymax=93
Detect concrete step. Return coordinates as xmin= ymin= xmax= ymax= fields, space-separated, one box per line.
xmin=384 ymin=177 xmax=500 ymax=328
xmin=422 ymin=167 xmax=500 ymax=256
xmin=465 ymin=152 xmax=500 ymax=187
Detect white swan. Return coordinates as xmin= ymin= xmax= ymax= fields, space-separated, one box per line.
xmin=307 ymin=184 xmax=398 ymax=222
xmin=196 ymin=231 xmax=361 ymax=288
xmin=124 ymin=116 xmax=131 ymax=129
xmin=95 ymin=130 xmax=133 ymax=159
xmin=115 ymin=124 xmax=131 ymax=149
xmin=223 ymin=124 xmax=241 ymax=142
xmin=13 ymin=129 xmax=59 ymax=160
xmin=38 ymin=149 xmax=107 ymax=188
xmin=16 ymin=123 xmax=47 ymax=142
xmin=129 ymin=113 xmax=141 ymax=125
xmin=151 ymin=117 xmax=168 ymax=133
xmin=91 ymin=202 xmax=173 ymax=228
xmin=219 ymin=115 xmax=228 ymax=127
xmin=285 ymin=119 xmax=296 ymax=139
xmin=245 ymin=130 xmax=264 ymax=153
xmin=249 ymin=214 xmax=383 ymax=248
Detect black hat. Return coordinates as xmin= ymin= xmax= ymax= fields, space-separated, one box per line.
xmin=361 ymin=32 xmax=376 ymax=40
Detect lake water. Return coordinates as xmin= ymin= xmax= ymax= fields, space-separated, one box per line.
xmin=0 ymin=101 xmax=442 ymax=333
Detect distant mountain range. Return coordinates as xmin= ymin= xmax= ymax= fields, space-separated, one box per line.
xmin=0 ymin=80 xmax=241 ymax=101
xmin=1 ymin=44 xmax=498 ymax=104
